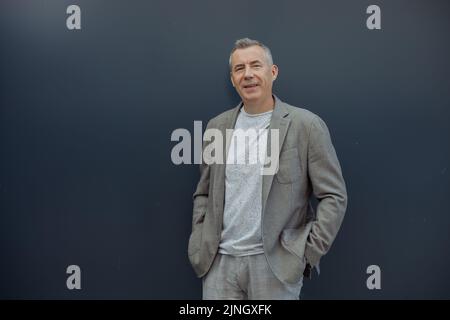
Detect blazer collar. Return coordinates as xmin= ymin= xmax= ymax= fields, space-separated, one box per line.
xmin=224 ymin=94 xmax=289 ymax=129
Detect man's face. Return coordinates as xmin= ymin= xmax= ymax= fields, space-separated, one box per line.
xmin=230 ymin=45 xmax=278 ymax=105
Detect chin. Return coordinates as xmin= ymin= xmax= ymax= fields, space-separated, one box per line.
xmin=242 ymin=93 xmax=261 ymax=101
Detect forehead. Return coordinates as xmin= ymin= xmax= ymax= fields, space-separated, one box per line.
xmin=231 ymin=45 xmax=267 ymax=66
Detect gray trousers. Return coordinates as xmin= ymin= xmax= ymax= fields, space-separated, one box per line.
xmin=202 ymin=253 xmax=303 ymax=300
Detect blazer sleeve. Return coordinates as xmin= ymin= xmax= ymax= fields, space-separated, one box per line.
xmin=304 ymin=115 xmax=348 ymax=268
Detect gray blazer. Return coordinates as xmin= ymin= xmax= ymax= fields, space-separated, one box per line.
xmin=188 ymin=95 xmax=347 ymax=284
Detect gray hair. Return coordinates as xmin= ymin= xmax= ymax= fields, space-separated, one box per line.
xmin=228 ymin=38 xmax=274 ymax=70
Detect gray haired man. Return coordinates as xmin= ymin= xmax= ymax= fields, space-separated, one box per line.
xmin=188 ymin=38 xmax=347 ymax=299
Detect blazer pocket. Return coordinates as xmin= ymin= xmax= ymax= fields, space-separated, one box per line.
xmin=280 ymin=221 xmax=314 ymax=261
xmin=276 ymin=148 xmax=301 ymax=184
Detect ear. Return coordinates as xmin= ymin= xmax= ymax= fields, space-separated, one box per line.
xmin=271 ymin=64 xmax=279 ymax=81
xmin=230 ymin=76 xmax=236 ymax=87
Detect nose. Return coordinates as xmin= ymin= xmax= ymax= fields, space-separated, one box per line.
xmin=244 ymin=65 xmax=254 ymax=79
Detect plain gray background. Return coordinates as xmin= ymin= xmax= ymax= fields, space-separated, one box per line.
xmin=1 ymin=0 xmax=449 ymax=299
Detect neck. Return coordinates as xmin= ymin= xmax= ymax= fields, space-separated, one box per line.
xmin=243 ymin=94 xmax=275 ymax=114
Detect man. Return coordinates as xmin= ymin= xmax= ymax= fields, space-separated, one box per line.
xmin=188 ymin=38 xmax=347 ymax=299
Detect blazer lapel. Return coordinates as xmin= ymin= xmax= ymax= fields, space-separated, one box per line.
xmin=261 ymin=96 xmax=291 ymax=214
xmin=214 ymin=96 xmax=290 ymax=225
xmin=214 ymin=102 xmax=242 ymax=221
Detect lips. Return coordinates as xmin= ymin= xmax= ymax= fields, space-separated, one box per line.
xmin=243 ymin=83 xmax=259 ymax=89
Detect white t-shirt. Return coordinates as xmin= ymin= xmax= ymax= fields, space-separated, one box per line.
xmin=218 ymin=106 xmax=273 ymax=256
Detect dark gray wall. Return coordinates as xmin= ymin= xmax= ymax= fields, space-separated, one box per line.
xmin=1 ymin=0 xmax=449 ymax=299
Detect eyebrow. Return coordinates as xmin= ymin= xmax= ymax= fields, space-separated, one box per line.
xmin=233 ymin=60 xmax=263 ymax=70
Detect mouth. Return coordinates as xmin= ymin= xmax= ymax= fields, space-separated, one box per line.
xmin=242 ymin=83 xmax=259 ymax=89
